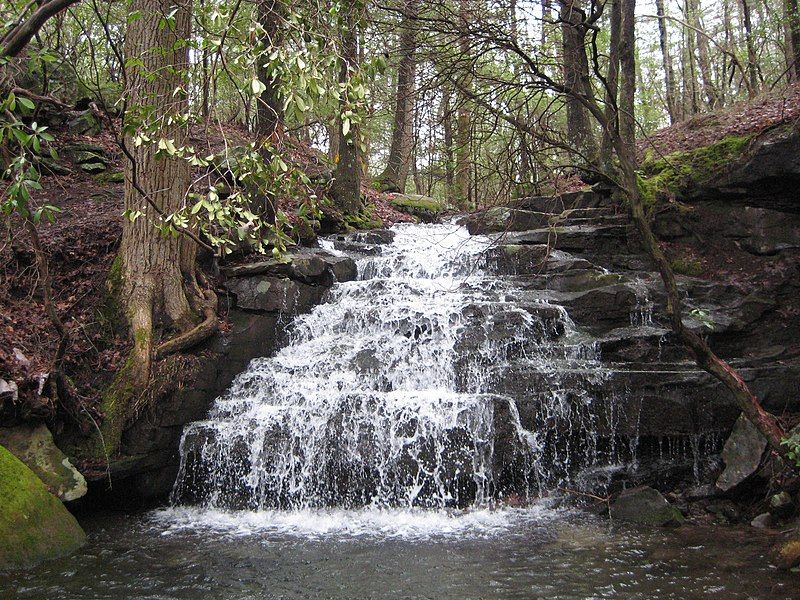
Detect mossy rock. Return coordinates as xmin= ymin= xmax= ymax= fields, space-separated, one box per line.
xmin=94 ymin=171 xmax=124 ymax=184
xmin=80 ymin=162 xmax=107 ymax=174
xmin=390 ymin=194 xmax=443 ymax=222
xmin=344 ymin=204 xmax=384 ymax=230
xmin=0 ymin=425 xmax=87 ymax=502
xmin=0 ymin=445 xmax=86 ymax=570
xmin=638 ymin=134 xmax=753 ymax=206
xmin=670 ymin=256 xmax=704 ymax=277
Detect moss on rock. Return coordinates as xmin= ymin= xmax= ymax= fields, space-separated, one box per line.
xmin=638 ymin=134 xmax=753 ymax=205
xmin=390 ymin=194 xmax=443 ymax=222
xmin=0 ymin=445 xmax=86 ymax=570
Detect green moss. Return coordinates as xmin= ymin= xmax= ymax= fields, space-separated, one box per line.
xmin=670 ymin=256 xmax=704 ymax=277
xmin=391 ymin=194 xmax=442 ymax=213
xmin=344 ymin=204 xmax=384 ymax=230
xmin=94 ymin=171 xmax=124 ymax=184
xmin=0 ymin=445 xmax=86 ymax=570
xmin=638 ymin=134 xmax=753 ymax=205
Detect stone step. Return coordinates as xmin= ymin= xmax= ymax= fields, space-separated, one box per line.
xmin=509 ymin=190 xmax=617 ymax=213
xmin=462 ymin=206 xmax=625 ymax=235
xmin=495 ymin=224 xmax=640 ymax=256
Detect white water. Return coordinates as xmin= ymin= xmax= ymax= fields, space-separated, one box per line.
xmin=169 ymin=222 xmax=626 ymax=534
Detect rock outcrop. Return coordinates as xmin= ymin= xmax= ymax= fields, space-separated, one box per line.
xmin=0 ymin=445 xmax=86 ymax=569
xmin=461 ymin=180 xmax=800 ymax=492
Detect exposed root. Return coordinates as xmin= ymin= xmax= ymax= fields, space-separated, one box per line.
xmin=156 ymin=287 xmax=219 ymax=359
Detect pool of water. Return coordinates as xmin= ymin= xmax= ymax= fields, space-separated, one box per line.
xmin=1 ymin=505 xmax=793 ymax=599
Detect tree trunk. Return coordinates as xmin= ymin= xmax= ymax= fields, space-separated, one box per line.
xmin=600 ymin=0 xmax=621 ymax=174
xmin=454 ymin=0 xmax=473 ymax=210
xmin=688 ymin=0 xmax=720 ymax=108
xmin=377 ymin=0 xmax=419 ymax=193
xmin=330 ymin=1 xmax=362 ymax=214
xmin=120 ymin=0 xmax=196 ymax=390
xmin=440 ymin=85 xmax=455 ymax=198
xmin=740 ymin=0 xmax=760 ymax=96
xmin=655 ymin=0 xmax=679 ymax=123
xmin=785 ymin=0 xmax=800 ymax=80
xmin=255 ymin=0 xmax=285 ymax=138
xmin=559 ymin=0 xmax=599 ymax=166
xmin=618 ymin=0 xmax=636 ymax=146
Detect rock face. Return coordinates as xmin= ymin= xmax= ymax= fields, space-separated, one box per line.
xmin=0 ymin=445 xmax=86 ymax=570
xmin=610 ymin=486 xmax=685 ymax=526
xmin=715 ymin=415 xmax=767 ymax=492
xmin=90 ymin=246 xmax=358 ymax=500
xmin=464 ymin=181 xmax=799 ymax=493
xmin=0 ymin=425 xmax=86 ymax=502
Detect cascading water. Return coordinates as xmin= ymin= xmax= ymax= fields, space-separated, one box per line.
xmin=171 ymin=222 xmax=631 ymax=515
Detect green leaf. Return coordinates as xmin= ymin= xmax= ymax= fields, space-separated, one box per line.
xmin=17 ymin=97 xmax=35 ymax=110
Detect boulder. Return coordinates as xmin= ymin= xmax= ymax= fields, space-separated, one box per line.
xmin=609 ymin=486 xmax=685 ymax=526
xmin=0 ymin=445 xmax=86 ymax=569
xmin=0 ymin=425 xmax=87 ymax=502
xmin=66 ymin=110 xmax=101 ymax=135
xmin=750 ymin=512 xmax=772 ymax=528
xmin=226 ymin=276 xmax=304 ymax=313
xmin=390 ymin=194 xmax=443 ymax=222
xmin=715 ymin=414 xmax=767 ymax=492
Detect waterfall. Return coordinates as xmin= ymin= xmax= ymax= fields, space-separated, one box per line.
xmin=171 ymin=222 xmax=629 ymax=512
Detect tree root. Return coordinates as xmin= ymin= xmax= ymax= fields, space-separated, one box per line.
xmin=155 ymin=288 xmax=219 ymax=359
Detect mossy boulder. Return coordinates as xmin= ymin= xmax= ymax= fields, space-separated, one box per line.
xmin=390 ymin=194 xmax=443 ymax=223
xmin=0 ymin=425 xmax=87 ymax=502
xmin=638 ymin=134 xmax=752 ymax=206
xmin=0 ymin=445 xmax=86 ymax=570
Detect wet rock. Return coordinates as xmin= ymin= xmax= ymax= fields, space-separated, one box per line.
xmin=0 ymin=425 xmax=87 ymax=502
xmin=715 ymin=414 xmax=767 ymax=492
xmin=750 ymin=512 xmax=772 ymax=528
xmin=226 ymin=276 xmax=303 ymax=313
xmin=290 ymin=254 xmax=330 ymax=284
xmin=609 ymin=486 xmax=685 ymax=526
xmin=320 ymin=253 xmax=358 ymax=283
xmin=769 ymin=492 xmax=794 ymax=518
xmin=345 ymin=229 xmax=396 ymax=245
xmin=0 ymin=445 xmax=86 ymax=569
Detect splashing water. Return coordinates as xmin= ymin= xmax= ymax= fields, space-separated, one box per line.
xmin=170 ymin=222 xmax=628 ymax=527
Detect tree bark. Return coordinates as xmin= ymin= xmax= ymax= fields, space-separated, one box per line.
xmin=785 ymin=0 xmax=800 ymax=80
xmin=559 ymin=0 xmax=599 ymax=165
xmin=453 ymin=0 xmax=473 ymax=210
xmin=330 ymin=1 xmax=363 ymax=214
xmin=688 ymin=0 xmax=720 ymax=108
xmin=120 ymin=0 xmax=196 ymax=387
xmin=255 ymin=0 xmax=285 ymax=138
xmin=440 ymin=84 xmax=455 ymax=198
xmin=377 ymin=0 xmax=419 ymax=193
xmin=655 ymin=0 xmax=679 ymax=123
xmin=740 ymin=0 xmax=760 ymax=96
xmin=600 ymin=0 xmax=621 ymax=174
